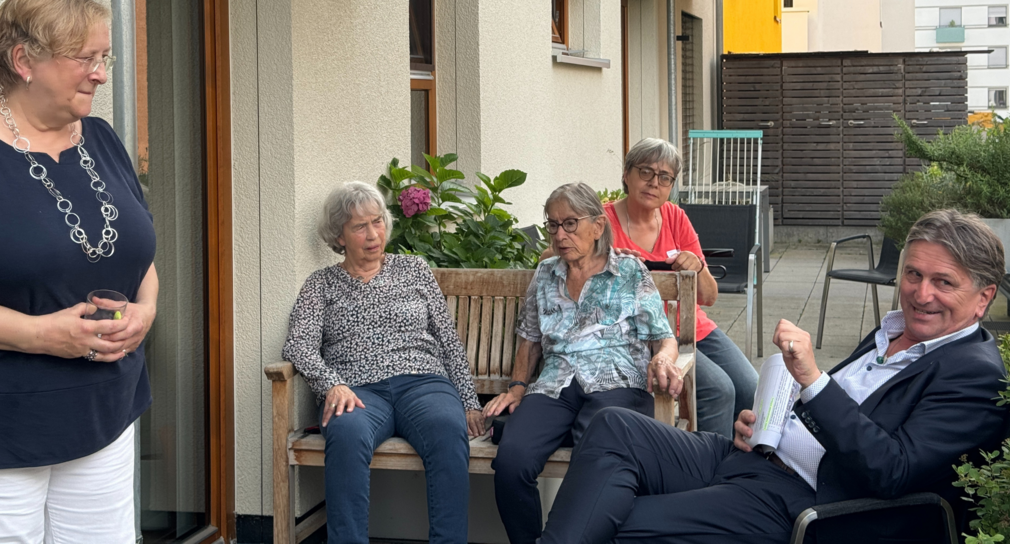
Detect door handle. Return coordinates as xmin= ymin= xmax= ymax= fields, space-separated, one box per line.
xmin=847 ymin=120 xmax=865 ymax=126
xmin=911 ymin=120 xmax=928 ymax=125
xmin=758 ymin=121 xmax=775 ymax=127
xmin=820 ymin=120 xmax=836 ymax=125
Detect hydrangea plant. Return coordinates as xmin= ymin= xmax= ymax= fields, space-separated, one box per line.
xmin=377 ymin=153 xmax=546 ymax=269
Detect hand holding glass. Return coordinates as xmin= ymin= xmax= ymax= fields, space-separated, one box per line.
xmin=85 ymin=289 xmax=128 ymax=321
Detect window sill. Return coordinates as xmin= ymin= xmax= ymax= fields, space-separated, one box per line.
xmin=552 ymin=48 xmax=610 ymax=69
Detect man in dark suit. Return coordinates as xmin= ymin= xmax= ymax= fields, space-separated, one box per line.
xmin=537 ymin=209 xmax=1008 ymax=544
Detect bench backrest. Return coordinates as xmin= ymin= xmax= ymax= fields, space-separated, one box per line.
xmin=431 ymin=268 xmax=696 ymax=396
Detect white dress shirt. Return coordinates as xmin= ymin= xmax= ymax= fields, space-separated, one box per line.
xmin=773 ymin=311 xmax=980 ymax=489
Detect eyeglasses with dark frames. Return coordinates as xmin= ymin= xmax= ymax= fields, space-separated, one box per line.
xmin=632 ymin=165 xmax=676 ymax=187
xmin=63 ymin=54 xmax=116 ymax=74
xmin=544 ymin=215 xmax=592 ymax=234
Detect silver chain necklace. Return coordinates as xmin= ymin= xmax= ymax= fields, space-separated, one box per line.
xmin=0 ymin=87 xmax=117 ymax=262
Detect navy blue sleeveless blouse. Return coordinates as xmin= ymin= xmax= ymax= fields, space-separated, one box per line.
xmin=0 ymin=117 xmax=155 ymax=468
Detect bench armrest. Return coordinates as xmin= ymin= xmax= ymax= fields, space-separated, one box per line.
xmin=265 ymin=362 xmax=297 ymax=382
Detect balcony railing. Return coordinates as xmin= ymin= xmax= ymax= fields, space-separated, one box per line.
xmin=936 ymin=26 xmax=965 ymax=43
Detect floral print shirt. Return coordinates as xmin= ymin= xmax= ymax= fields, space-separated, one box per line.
xmin=282 ymin=254 xmax=481 ymax=411
xmin=516 ymin=250 xmax=674 ymax=399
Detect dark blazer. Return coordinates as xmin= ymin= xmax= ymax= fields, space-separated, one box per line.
xmin=796 ymin=326 xmax=1007 ymax=543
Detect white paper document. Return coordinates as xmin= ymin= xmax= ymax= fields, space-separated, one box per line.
xmin=746 ymin=354 xmax=800 ymax=450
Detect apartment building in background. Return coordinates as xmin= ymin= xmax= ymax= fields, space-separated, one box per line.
xmin=915 ymin=1 xmax=1010 ymax=117
xmin=781 ymin=0 xmax=915 ymax=53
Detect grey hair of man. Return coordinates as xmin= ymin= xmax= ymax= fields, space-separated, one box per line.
xmin=905 ymin=208 xmax=1005 ymax=292
xmin=544 ymin=182 xmax=613 ymax=259
xmin=318 ymin=181 xmax=392 ymax=255
xmin=622 ymin=138 xmax=683 ymax=194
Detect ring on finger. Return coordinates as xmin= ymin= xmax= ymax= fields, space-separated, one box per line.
xmin=788 ymin=340 xmax=795 ymax=353
xmin=84 ymin=349 xmax=97 ymax=362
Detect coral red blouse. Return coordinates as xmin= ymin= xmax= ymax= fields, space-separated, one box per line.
xmin=604 ymin=201 xmax=718 ymax=341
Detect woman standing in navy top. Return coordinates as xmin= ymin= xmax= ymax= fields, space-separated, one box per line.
xmin=0 ymin=0 xmax=157 ymax=542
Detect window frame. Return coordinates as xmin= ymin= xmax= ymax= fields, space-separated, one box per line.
xmin=989 ymin=87 xmax=1008 ymax=108
xmin=989 ymin=45 xmax=1008 ymax=69
xmin=939 ymin=6 xmax=963 ymax=27
xmin=989 ymin=5 xmax=1008 ymax=27
xmin=552 ymin=0 xmax=568 ymax=47
xmin=784 ymin=0 xmax=794 ymax=8
xmin=409 ymin=0 xmax=434 ymax=73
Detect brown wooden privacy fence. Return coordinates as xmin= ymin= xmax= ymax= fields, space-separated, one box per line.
xmin=722 ymin=52 xmax=968 ymax=226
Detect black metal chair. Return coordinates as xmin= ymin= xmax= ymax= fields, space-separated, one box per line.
xmin=789 ymin=492 xmax=958 ymax=544
xmin=680 ymin=204 xmax=763 ymax=359
xmin=816 ymin=236 xmax=901 ymax=349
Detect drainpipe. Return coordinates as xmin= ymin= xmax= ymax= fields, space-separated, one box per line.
xmin=668 ymin=0 xmax=678 ymax=200
xmin=110 ymin=6 xmax=139 ymax=540
xmin=112 ymin=0 xmax=138 ymax=171
xmin=716 ymin=0 xmax=723 ymax=129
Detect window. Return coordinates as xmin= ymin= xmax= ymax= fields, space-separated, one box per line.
xmin=784 ymin=0 xmax=793 ymax=7
xmin=990 ymin=46 xmax=1008 ymax=68
xmin=410 ymin=0 xmax=436 ymax=164
xmin=989 ymin=88 xmax=1008 ymax=108
xmin=552 ymin=0 xmax=567 ymax=46
xmin=990 ymin=6 xmax=1008 ymax=26
xmin=940 ymin=7 xmax=962 ymax=27
xmin=409 ymin=0 xmax=433 ymax=72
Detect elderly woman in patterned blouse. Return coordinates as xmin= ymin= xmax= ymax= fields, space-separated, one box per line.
xmin=282 ymin=181 xmax=482 ymax=544
xmin=483 ymin=182 xmax=683 ymax=544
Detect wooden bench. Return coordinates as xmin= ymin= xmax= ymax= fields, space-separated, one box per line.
xmin=265 ymin=268 xmax=698 ymax=544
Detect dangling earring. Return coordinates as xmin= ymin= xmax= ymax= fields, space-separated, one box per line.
xmin=25 ymin=76 xmax=31 ymax=89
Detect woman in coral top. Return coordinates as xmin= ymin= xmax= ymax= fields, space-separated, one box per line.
xmin=604 ymin=138 xmax=757 ymax=438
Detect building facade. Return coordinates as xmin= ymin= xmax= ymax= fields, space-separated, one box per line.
xmin=914 ymin=0 xmax=1010 ymax=117
xmin=782 ymin=0 xmax=915 ymax=53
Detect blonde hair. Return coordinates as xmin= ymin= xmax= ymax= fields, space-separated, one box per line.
xmin=0 ymin=0 xmax=110 ymax=90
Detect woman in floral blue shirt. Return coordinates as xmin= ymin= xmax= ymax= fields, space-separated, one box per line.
xmin=483 ymin=182 xmax=681 ymax=544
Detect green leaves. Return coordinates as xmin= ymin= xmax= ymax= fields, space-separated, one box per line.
xmin=377 ymin=153 xmax=547 ymax=269
xmin=893 ymin=114 xmax=1010 ymax=223
xmin=956 ymin=333 xmax=1010 ymax=543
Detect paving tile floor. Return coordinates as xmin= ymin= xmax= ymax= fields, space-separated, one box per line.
xmin=706 ymin=241 xmax=1010 ymax=374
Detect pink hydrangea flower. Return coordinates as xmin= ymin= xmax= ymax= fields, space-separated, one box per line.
xmin=398 ymin=186 xmax=432 ymax=218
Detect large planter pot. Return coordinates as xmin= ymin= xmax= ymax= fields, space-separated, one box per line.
xmin=981 ymin=218 xmax=1010 ymax=273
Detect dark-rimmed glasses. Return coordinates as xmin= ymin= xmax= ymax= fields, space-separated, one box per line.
xmin=632 ymin=165 xmax=675 ymax=187
xmin=63 ymin=54 xmax=116 ymax=74
xmin=544 ymin=215 xmax=592 ymax=234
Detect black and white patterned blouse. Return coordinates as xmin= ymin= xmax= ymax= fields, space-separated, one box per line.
xmin=282 ymin=254 xmax=481 ymax=411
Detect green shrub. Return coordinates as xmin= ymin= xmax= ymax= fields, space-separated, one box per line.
xmin=955 ymin=334 xmax=1010 ymax=544
xmin=895 ymin=116 xmax=1010 ymax=220
xmin=377 ymin=153 xmax=546 ymax=269
xmin=597 ymin=188 xmax=624 ymax=204
xmin=878 ymin=163 xmax=965 ymax=248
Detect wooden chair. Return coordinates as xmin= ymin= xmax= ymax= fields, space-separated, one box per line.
xmin=264 ymin=268 xmax=698 ymax=544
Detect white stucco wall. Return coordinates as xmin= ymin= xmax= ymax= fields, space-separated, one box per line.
xmin=231 ymin=0 xmax=411 ymax=519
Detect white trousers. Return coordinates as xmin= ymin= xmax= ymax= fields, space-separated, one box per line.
xmin=0 ymin=425 xmax=135 ymax=544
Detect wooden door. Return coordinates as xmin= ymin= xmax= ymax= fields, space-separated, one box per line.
xmin=902 ymin=55 xmax=968 ymax=174
xmin=781 ymin=57 xmax=843 ymax=225
xmin=840 ymin=57 xmax=906 ymax=226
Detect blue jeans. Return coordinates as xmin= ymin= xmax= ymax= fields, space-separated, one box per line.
xmin=319 ymin=374 xmax=470 ymax=544
xmin=695 ymin=327 xmax=759 ymax=438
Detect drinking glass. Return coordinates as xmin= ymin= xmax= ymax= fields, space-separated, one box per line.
xmin=85 ymin=289 xmax=129 ymax=321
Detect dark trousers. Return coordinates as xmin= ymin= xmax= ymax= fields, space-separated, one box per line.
xmin=540 ymin=407 xmax=816 ymax=544
xmin=319 ymin=374 xmax=469 ymax=544
xmin=492 ymin=382 xmax=654 ymax=544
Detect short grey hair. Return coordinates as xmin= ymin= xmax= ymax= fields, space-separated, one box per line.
xmin=317 ymin=181 xmax=392 ymax=254
xmin=906 ymin=209 xmax=1005 ymax=291
xmin=623 ymin=138 xmax=683 ymax=193
xmin=544 ymin=182 xmax=612 ymax=258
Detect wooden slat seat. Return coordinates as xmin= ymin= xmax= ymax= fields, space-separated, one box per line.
xmin=266 ymin=267 xmax=698 ymax=544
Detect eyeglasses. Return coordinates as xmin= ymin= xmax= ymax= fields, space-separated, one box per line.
xmin=632 ymin=165 xmax=676 ymax=187
xmin=63 ymin=54 xmax=116 ymax=74
xmin=544 ymin=215 xmax=592 ymax=234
